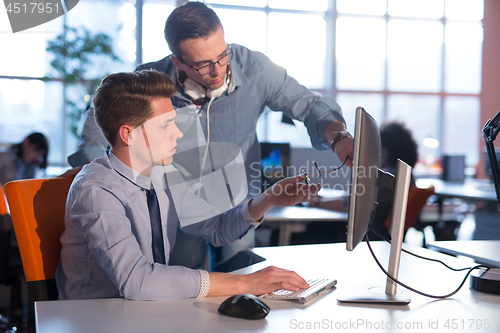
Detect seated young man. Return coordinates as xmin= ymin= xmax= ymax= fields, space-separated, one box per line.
xmin=55 ymin=70 xmax=319 ymax=300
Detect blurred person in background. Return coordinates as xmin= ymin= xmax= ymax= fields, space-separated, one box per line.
xmin=0 ymin=132 xmax=49 ymax=188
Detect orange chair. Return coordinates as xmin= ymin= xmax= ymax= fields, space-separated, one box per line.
xmin=0 ymin=186 xmax=8 ymax=215
xmin=4 ymin=177 xmax=74 ymax=332
xmin=384 ymin=185 xmax=435 ymax=233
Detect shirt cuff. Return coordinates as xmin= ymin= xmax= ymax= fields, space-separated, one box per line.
xmin=242 ymin=199 xmax=265 ymax=228
xmin=304 ymin=96 xmax=345 ymax=151
xmin=196 ymin=270 xmax=210 ymax=298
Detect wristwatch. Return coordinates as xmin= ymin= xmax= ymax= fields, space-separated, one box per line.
xmin=330 ymin=131 xmax=352 ymax=153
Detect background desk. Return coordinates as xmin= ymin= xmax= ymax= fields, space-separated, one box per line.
xmin=416 ymin=179 xmax=499 ymax=240
xmin=36 ymin=242 xmax=500 ymax=333
xmin=264 ymin=206 xmax=347 ymax=245
xmin=428 ymin=240 xmax=500 ymax=267
xmin=416 ymin=178 xmax=497 ymax=202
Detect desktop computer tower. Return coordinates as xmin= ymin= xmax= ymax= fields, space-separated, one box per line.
xmin=442 ymin=155 xmax=465 ymax=183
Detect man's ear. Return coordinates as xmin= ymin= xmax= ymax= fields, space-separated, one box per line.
xmin=118 ymin=125 xmax=134 ymax=145
xmin=171 ymin=55 xmax=182 ymax=69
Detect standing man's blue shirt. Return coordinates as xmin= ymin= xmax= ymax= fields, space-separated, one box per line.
xmin=75 ymin=44 xmax=345 ymax=196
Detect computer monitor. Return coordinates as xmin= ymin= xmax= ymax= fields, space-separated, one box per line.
xmin=338 ymin=107 xmax=412 ymax=305
xmin=260 ymin=142 xmax=290 ymax=192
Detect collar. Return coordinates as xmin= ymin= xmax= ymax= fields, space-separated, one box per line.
xmin=108 ymin=150 xmax=152 ymax=190
xmin=228 ymin=58 xmax=247 ymax=88
xmin=108 ymin=150 xmax=176 ymax=191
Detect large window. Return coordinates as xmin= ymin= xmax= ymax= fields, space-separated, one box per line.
xmin=335 ymin=0 xmax=483 ymax=173
xmin=0 ymin=0 xmax=484 ymax=175
xmin=0 ymin=0 xmax=134 ymax=174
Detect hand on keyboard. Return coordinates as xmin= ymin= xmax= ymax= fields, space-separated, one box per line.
xmin=237 ymin=266 xmax=310 ymax=296
xmin=263 ymin=278 xmax=326 ymax=298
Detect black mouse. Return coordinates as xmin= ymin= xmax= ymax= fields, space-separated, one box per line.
xmin=218 ymin=294 xmax=270 ymax=320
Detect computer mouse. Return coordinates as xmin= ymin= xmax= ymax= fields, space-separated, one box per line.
xmin=218 ymin=294 xmax=270 ymax=320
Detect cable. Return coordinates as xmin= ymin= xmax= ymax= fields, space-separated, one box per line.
xmin=361 ymin=206 xmax=491 ymax=299
xmin=197 ymin=96 xmax=215 ymax=197
xmin=364 ymin=232 xmax=489 ymax=299
xmin=368 ymin=225 xmax=473 ymax=272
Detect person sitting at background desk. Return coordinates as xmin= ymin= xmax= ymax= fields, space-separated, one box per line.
xmin=0 ymin=132 xmax=49 ymax=188
xmin=67 ymin=1 xmax=354 ymax=272
xmin=309 ymin=121 xmax=418 ymax=241
xmin=56 ymin=70 xmax=319 ymax=300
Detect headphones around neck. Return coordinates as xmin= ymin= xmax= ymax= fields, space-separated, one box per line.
xmin=183 ymin=74 xmax=229 ymax=101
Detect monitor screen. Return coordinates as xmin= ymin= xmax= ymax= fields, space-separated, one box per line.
xmin=260 ymin=142 xmax=290 ymax=193
xmin=346 ymin=107 xmax=382 ymax=251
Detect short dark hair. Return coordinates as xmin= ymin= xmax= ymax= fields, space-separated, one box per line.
xmin=93 ymin=70 xmax=176 ymax=146
xmin=164 ymin=1 xmax=222 ymax=57
xmin=380 ymin=122 xmax=419 ymax=168
xmin=15 ymin=132 xmax=49 ymax=169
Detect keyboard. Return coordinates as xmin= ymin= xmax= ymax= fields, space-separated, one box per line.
xmin=259 ymin=278 xmax=337 ymax=304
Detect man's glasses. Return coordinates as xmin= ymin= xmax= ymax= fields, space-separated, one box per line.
xmin=301 ymin=155 xmax=350 ymax=185
xmin=180 ymin=46 xmax=233 ymax=76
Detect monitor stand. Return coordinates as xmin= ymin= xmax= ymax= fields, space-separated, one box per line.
xmin=338 ymin=159 xmax=412 ymax=305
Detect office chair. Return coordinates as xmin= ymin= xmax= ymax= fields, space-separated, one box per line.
xmin=0 ymin=185 xmax=25 ymax=330
xmin=384 ymin=185 xmax=435 ymax=245
xmin=4 ymin=177 xmax=74 ymax=333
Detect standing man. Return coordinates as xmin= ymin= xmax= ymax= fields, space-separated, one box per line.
xmin=71 ymin=1 xmax=353 ymax=271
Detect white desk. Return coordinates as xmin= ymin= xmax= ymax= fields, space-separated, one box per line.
xmin=428 ymin=240 xmax=500 ymax=268
xmin=264 ymin=206 xmax=347 ymax=245
xmin=36 ymin=242 xmax=500 ymax=333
